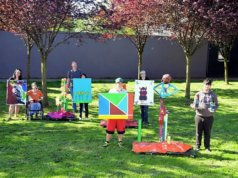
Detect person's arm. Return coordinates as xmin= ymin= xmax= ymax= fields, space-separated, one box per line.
xmin=39 ymin=91 xmax=44 ymax=101
xmin=109 ymin=88 xmax=114 ymax=93
xmin=213 ymin=93 xmax=219 ymax=110
xmin=191 ymin=92 xmax=206 ymax=110
xmin=66 ymin=71 xmax=71 ymax=91
xmin=27 ymin=91 xmax=34 ymax=102
xmin=191 ymin=93 xmax=198 ymax=109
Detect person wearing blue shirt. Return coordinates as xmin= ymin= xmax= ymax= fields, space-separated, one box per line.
xmin=66 ymin=61 xmax=82 ymax=114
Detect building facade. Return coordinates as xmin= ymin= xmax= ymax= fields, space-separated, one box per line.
xmin=0 ymin=31 xmax=215 ymax=79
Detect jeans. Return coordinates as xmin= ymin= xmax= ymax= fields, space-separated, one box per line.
xmin=70 ymin=87 xmax=78 ymax=113
xmin=195 ymin=115 xmax=214 ymax=149
xmin=140 ymin=105 xmax=149 ymax=123
xmin=29 ymin=102 xmax=41 ymax=115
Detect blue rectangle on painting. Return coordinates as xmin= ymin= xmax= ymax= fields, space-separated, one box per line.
xmin=73 ymin=78 xmax=92 ymax=103
xmin=98 ymin=94 xmax=110 ymax=115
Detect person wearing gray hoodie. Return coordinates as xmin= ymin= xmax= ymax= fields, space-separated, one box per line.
xmin=191 ymin=79 xmax=219 ymax=152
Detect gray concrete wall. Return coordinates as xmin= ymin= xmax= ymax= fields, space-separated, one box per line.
xmin=0 ymin=31 xmax=208 ymax=79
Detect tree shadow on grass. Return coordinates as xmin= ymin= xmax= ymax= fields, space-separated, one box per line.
xmin=214 ymin=149 xmax=238 ymax=155
xmin=0 ymin=121 xmax=236 ymax=177
xmin=212 ymin=88 xmax=238 ymax=98
xmin=0 ymin=81 xmax=237 ymax=177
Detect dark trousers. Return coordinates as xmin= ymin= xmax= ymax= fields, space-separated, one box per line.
xmin=79 ymin=103 xmax=89 ymax=118
xmin=195 ymin=115 xmax=214 ymax=149
xmin=140 ymin=105 xmax=149 ymax=123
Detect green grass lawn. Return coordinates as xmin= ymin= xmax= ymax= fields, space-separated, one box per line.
xmin=0 ymin=80 xmax=238 ymax=177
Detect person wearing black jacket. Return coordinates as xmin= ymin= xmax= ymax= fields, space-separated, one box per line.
xmin=139 ymin=70 xmax=150 ymax=125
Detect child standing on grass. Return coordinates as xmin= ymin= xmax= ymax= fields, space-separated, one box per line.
xmin=79 ymin=73 xmax=89 ymax=120
xmin=191 ymin=79 xmax=218 ymax=152
xmin=103 ymin=78 xmax=127 ymax=148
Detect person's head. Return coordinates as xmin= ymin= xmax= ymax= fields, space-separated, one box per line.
xmin=71 ymin=61 xmax=78 ymax=71
xmin=115 ymin=77 xmax=123 ymax=89
xmin=81 ymin=73 xmax=86 ymax=78
xmin=161 ymin=74 xmax=172 ymax=84
xmin=13 ymin=68 xmax=22 ymax=80
xmin=203 ymin=78 xmax=212 ymax=92
xmin=140 ymin=70 xmax=146 ymax=80
xmin=31 ymin=82 xmax=38 ymax=91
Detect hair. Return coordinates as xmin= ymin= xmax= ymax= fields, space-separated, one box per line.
xmin=31 ymin=82 xmax=38 ymax=89
xmin=81 ymin=73 xmax=87 ymax=78
xmin=12 ymin=68 xmax=22 ymax=80
xmin=139 ymin=70 xmax=147 ymax=80
xmin=115 ymin=77 xmax=123 ymax=83
xmin=140 ymin=70 xmax=146 ymax=74
xmin=71 ymin=61 xmax=77 ymax=65
xmin=203 ymin=78 xmax=212 ymax=85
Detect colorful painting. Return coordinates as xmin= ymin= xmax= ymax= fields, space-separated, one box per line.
xmin=98 ymin=93 xmax=134 ymax=119
xmin=73 ymin=78 xmax=92 ymax=103
xmin=134 ymin=80 xmax=154 ymax=105
xmin=7 ymin=80 xmax=27 ymax=105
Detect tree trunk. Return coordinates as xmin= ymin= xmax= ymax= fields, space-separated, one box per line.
xmin=137 ymin=50 xmax=143 ymax=79
xmin=185 ymin=54 xmax=191 ymax=102
xmin=224 ymin=57 xmax=229 ymax=84
xmin=26 ymin=45 xmax=32 ymax=82
xmin=40 ymin=53 xmax=49 ymax=106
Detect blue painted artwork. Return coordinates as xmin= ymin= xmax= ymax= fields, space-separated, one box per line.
xmin=73 ymin=78 xmax=92 ymax=103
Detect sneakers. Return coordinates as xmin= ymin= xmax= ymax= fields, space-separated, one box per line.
xmin=205 ymin=148 xmax=212 ymax=153
xmin=195 ymin=147 xmax=211 ymax=152
xmin=143 ymin=122 xmax=150 ymax=126
xmin=103 ymin=141 xmax=124 ymax=148
xmin=195 ymin=147 xmax=200 ymax=152
xmin=103 ymin=141 xmax=110 ymax=147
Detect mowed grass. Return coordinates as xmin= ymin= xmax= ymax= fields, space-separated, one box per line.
xmin=0 ymin=80 xmax=238 ymax=177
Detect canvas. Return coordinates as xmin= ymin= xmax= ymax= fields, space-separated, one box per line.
xmin=73 ymin=78 xmax=92 ymax=103
xmin=7 ymin=80 xmax=27 ymax=105
xmin=98 ymin=93 xmax=134 ymax=119
xmin=134 ymin=80 xmax=154 ymax=105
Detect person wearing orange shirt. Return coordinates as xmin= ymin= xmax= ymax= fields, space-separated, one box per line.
xmin=27 ymin=82 xmax=43 ymax=102
xmin=27 ymin=82 xmax=43 ymax=119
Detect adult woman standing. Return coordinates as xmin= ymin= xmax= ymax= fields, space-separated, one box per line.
xmin=8 ymin=69 xmax=23 ymax=121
